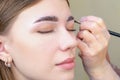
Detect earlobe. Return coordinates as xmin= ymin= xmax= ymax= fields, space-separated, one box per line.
xmin=0 ymin=52 xmax=12 ymax=67
xmin=0 ymin=40 xmax=12 ymax=67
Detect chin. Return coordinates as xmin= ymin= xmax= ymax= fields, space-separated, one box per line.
xmin=59 ymin=70 xmax=74 ymax=80
xmin=45 ymin=72 xmax=74 ymax=80
xmin=48 ymin=67 xmax=75 ymax=80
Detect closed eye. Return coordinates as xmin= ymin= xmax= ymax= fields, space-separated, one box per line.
xmin=66 ymin=21 xmax=76 ymax=32
xmin=37 ymin=30 xmax=54 ymax=34
xmin=34 ymin=22 xmax=56 ymax=34
xmin=67 ymin=29 xmax=76 ymax=32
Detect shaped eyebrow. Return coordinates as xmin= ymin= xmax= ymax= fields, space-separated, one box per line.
xmin=34 ymin=16 xmax=58 ymax=23
xmin=34 ymin=16 xmax=74 ymax=23
xmin=67 ymin=16 xmax=74 ymax=22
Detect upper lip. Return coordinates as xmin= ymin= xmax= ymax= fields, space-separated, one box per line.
xmin=56 ymin=57 xmax=75 ymax=65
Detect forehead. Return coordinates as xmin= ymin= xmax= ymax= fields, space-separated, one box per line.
xmin=31 ymin=0 xmax=70 ymax=13
xmin=17 ymin=0 xmax=71 ymax=22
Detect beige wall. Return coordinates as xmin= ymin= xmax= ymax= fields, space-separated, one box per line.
xmin=69 ymin=0 xmax=120 ymax=80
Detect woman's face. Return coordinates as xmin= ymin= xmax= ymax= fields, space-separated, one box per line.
xmin=5 ymin=0 xmax=77 ymax=80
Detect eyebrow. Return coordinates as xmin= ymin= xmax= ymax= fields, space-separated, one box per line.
xmin=34 ymin=16 xmax=74 ymax=23
xmin=34 ymin=16 xmax=58 ymax=23
xmin=67 ymin=16 xmax=74 ymax=22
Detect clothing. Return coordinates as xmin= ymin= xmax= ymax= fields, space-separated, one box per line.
xmin=112 ymin=64 xmax=120 ymax=76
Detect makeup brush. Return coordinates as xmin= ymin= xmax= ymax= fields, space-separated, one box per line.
xmin=74 ymin=20 xmax=120 ymax=38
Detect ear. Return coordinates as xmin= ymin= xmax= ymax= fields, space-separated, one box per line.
xmin=0 ymin=37 xmax=12 ymax=67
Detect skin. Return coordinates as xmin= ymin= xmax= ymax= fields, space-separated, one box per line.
xmin=78 ymin=16 xmax=110 ymax=70
xmin=0 ymin=0 xmax=77 ymax=80
xmin=77 ymin=16 xmax=120 ymax=80
xmin=0 ymin=0 xmax=119 ymax=80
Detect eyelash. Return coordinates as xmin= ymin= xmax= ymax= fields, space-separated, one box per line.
xmin=67 ymin=29 xmax=76 ymax=32
xmin=37 ymin=28 xmax=76 ymax=34
xmin=37 ymin=30 xmax=54 ymax=34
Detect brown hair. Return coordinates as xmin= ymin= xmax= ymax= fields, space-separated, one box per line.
xmin=0 ymin=0 xmax=70 ymax=80
xmin=0 ymin=0 xmax=38 ymax=80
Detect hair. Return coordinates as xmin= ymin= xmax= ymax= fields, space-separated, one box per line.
xmin=0 ymin=1 xmax=39 ymax=79
xmin=0 ymin=0 xmax=70 ymax=80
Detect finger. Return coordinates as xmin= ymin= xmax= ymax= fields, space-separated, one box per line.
xmin=80 ymin=16 xmax=106 ymax=28
xmin=80 ymin=21 xmax=104 ymax=35
xmin=80 ymin=16 xmax=109 ymax=37
xmin=77 ymin=39 xmax=88 ymax=51
xmin=77 ymin=30 xmax=108 ymax=57
xmin=78 ymin=30 xmax=98 ymax=47
xmin=80 ymin=21 xmax=110 ymax=42
xmin=77 ymin=38 xmax=89 ymax=57
xmin=95 ymin=31 xmax=110 ymax=47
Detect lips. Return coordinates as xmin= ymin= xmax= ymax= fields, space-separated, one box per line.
xmin=56 ymin=57 xmax=75 ymax=70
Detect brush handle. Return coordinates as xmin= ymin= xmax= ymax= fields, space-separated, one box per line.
xmin=108 ymin=30 xmax=120 ymax=38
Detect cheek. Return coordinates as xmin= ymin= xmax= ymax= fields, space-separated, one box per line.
xmin=9 ymin=34 xmax=59 ymax=79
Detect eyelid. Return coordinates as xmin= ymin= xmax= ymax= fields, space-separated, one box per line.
xmin=66 ymin=21 xmax=76 ymax=31
xmin=34 ymin=23 xmax=56 ymax=34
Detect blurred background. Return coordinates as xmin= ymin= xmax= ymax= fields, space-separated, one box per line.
xmin=69 ymin=0 xmax=120 ymax=80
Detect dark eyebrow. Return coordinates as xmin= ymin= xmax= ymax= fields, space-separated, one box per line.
xmin=34 ymin=16 xmax=74 ymax=23
xmin=67 ymin=16 xmax=74 ymax=22
xmin=34 ymin=16 xmax=58 ymax=23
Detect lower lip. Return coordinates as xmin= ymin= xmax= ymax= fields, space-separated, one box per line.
xmin=56 ymin=62 xmax=75 ymax=70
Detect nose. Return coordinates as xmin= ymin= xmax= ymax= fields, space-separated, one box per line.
xmin=59 ymin=28 xmax=77 ymax=51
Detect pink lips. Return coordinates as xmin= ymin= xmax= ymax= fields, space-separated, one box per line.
xmin=56 ymin=58 xmax=75 ymax=70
